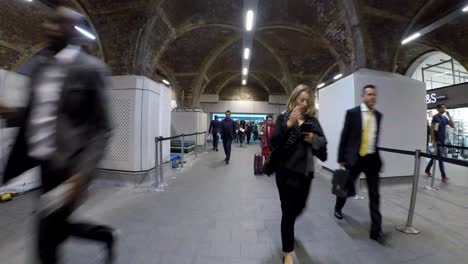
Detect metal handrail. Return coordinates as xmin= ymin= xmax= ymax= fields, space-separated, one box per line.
xmin=377 ymin=146 xmax=468 ymax=235
xmin=150 ymin=131 xmax=207 ymax=192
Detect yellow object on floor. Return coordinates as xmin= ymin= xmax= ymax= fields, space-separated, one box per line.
xmin=1 ymin=193 xmax=12 ymax=201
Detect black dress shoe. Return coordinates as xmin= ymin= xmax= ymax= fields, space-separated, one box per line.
xmin=334 ymin=210 xmax=343 ymax=220
xmin=370 ymin=232 xmax=387 ymax=245
xmin=226 ymin=160 xmax=229 ymax=164
xmin=216 ymin=148 xmax=218 ymax=151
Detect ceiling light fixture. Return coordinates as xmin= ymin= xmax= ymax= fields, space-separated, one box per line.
xmin=243 ymin=48 xmax=250 ymax=60
xmin=162 ymin=79 xmax=170 ymax=85
xmin=242 ymin=67 xmax=248 ymax=75
xmin=246 ymin=10 xmax=254 ymax=31
xmin=463 ymin=5 xmax=468 ymax=12
xmin=317 ymin=83 xmax=325 ymax=88
xmin=242 ymin=80 xmax=247 ymax=85
xmin=333 ymin=74 xmax=343 ymax=80
xmin=401 ymin=32 xmax=421 ymax=45
xmin=75 ymin=26 xmax=96 ymax=40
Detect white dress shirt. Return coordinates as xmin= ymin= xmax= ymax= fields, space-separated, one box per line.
xmin=27 ymin=45 xmax=80 ymax=160
xmin=360 ymin=103 xmax=377 ymax=154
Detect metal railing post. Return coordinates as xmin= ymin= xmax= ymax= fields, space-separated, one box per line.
xmin=425 ymin=143 xmax=440 ymax=190
xmin=195 ymin=132 xmax=198 ymax=159
xmin=203 ymin=131 xmax=207 ymax=152
xmin=159 ymin=138 xmax=167 ymax=188
xmin=150 ymin=137 xmax=164 ymax=192
xmin=396 ymin=149 xmax=421 ymax=234
xmin=181 ymin=134 xmax=185 ymax=167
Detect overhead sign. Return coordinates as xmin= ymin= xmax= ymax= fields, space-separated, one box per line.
xmin=426 ymin=93 xmax=447 ymax=104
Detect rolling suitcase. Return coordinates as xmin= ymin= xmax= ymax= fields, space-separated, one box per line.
xmin=254 ymin=153 xmax=263 ymax=175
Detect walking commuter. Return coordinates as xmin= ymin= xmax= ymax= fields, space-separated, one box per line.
xmin=334 ymin=84 xmax=386 ymax=244
xmin=252 ymin=122 xmax=259 ymax=142
xmin=239 ymin=120 xmax=246 ymax=147
xmin=0 ymin=6 xmax=116 ymax=264
xmin=246 ymin=121 xmax=253 ymax=144
xmin=261 ymin=115 xmax=275 ymax=160
xmin=209 ymin=115 xmax=221 ymax=151
xmin=271 ymin=84 xmax=327 ymax=264
xmin=221 ymin=110 xmax=237 ymax=164
xmin=425 ymin=103 xmax=454 ymax=182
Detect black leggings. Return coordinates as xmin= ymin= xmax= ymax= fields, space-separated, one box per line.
xmin=276 ymin=169 xmax=313 ymax=253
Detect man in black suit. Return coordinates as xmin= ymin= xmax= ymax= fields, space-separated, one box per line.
xmin=220 ymin=110 xmax=237 ymax=164
xmin=335 ymin=84 xmax=386 ymax=244
xmin=209 ymin=115 xmax=221 ymax=151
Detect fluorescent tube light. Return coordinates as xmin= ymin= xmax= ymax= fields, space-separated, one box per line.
xmin=333 ymin=74 xmax=343 ymax=80
xmin=162 ymin=79 xmax=170 ymax=85
xmin=317 ymin=83 xmax=325 ymax=88
xmin=401 ymin=33 xmax=421 ymax=45
xmin=246 ymin=10 xmax=254 ymax=31
xmin=244 ymin=48 xmax=250 ymax=60
xmin=75 ymin=26 xmax=96 ymax=40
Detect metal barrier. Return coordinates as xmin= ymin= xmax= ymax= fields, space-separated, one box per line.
xmin=378 ymin=147 xmax=468 ymax=235
xmin=151 ymin=131 xmax=207 ymax=192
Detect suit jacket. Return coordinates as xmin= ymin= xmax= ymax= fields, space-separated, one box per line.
xmin=209 ymin=119 xmax=221 ymax=134
xmin=2 ymin=49 xmax=112 ymax=191
xmin=338 ymin=106 xmax=382 ymax=168
xmin=220 ymin=118 xmax=237 ymax=140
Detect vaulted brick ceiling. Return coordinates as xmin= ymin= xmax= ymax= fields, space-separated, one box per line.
xmin=1 ymin=0 xmax=467 ymax=106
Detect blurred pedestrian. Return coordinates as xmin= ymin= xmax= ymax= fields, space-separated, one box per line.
xmin=0 ymin=6 xmax=116 ymax=264
xmin=261 ymin=115 xmax=275 ymax=160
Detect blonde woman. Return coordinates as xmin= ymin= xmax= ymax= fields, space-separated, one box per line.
xmin=271 ymin=84 xmax=327 ymax=264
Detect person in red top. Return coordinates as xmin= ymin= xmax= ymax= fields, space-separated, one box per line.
xmin=261 ymin=115 xmax=275 ymax=159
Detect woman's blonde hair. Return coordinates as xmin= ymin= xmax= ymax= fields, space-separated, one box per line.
xmin=286 ymin=84 xmax=315 ymax=116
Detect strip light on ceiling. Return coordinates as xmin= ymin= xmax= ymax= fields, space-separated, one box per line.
xmin=333 ymin=74 xmax=343 ymax=80
xmin=246 ymin=10 xmax=254 ymax=31
xmin=244 ymin=48 xmax=250 ymax=60
xmin=401 ymin=32 xmax=421 ymax=45
xmin=242 ymin=67 xmax=248 ymax=75
xmin=75 ymin=26 xmax=96 ymax=40
xmin=317 ymin=83 xmax=325 ymax=88
xmin=463 ymin=5 xmax=468 ymax=12
xmin=242 ymin=80 xmax=247 ymax=85
xmin=162 ymin=79 xmax=170 ymax=85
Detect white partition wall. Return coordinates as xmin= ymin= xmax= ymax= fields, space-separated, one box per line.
xmin=318 ymin=74 xmax=356 ymax=171
xmin=171 ymin=111 xmax=207 ymax=145
xmin=100 ymin=75 xmax=172 ymax=173
xmin=319 ymin=69 xmax=427 ymax=177
xmin=0 ymin=70 xmax=41 ymax=192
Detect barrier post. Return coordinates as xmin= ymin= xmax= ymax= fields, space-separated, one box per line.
xmin=353 ymin=177 xmax=366 ymax=200
xmin=396 ymin=150 xmax=421 ymax=234
xmin=150 ymin=137 xmax=164 ymax=192
xmin=181 ymin=134 xmax=185 ymax=167
xmin=203 ymin=131 xmax=207 ymax=152
xmin=159 ymin=138 xmax=167 ymax=188
xmin=425 ymin=144 xmax=440 ymax=191
xmin=195 ymin=132 xmax=198 ymax=159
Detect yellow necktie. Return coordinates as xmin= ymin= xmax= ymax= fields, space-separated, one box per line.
xmin=360 ymin=111 xmax=372 ymax=157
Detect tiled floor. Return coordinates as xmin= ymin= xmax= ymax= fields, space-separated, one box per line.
xmin=0 ymin=142 xmax=467 ymax=263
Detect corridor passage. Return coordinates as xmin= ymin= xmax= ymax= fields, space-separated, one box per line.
xmin=0 ymin=144 xmax=467 ymax=264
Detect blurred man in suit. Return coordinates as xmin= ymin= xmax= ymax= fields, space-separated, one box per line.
xmin=209 ymin=115 xmax=221 ymax=151
xmin=334 ymin=84 xmax=386 ymax=244
xmin=220 ymin=110 xmax=237 ymax=164
xmin=0 ymin=6 xmax=116 ymax=263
